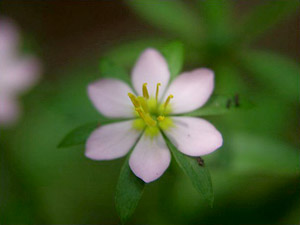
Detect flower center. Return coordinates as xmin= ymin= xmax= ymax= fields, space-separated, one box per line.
xmin=128 ymin=83 xmax=174 ymax=136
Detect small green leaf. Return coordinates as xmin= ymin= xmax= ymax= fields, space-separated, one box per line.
xmin=104 ymin=38 xmax=166 ymax=69
xmin=115 ymin=157 xmax=145 ymax=224
xmin=99 ymin=58 xmax=131 ymax=85
xmin=162 ymin=133 xmax=214 ymax=206
xmin=239 ymin=49 xmax=299 ymax=101
xmin=161 ymin=41 xmax=184 ymax=81
xmin=126 ymin=0 xmax=203 ymax=44
xmin=58 ymin=122 xmax=99 ymax=148
xmin=182 ymin=95 xmax=253 ymax=117
xmin=238 ymin=0 xmax=299 ymax=43
xmin=58 ymin=119 xmax=126 ymax=148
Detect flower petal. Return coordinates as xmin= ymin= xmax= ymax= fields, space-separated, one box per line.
xmin=165 ymin=116 xmax=223 ymax=156
xmin=85 ymin=120 xmax=141 ymax=160
xmin=131 ymin=48 xmax=170 ymax=99
xmin=164 ymin=68 xmax=214 ymax=114
xmin=0 ymin=56 xmax=41 ymax=95
xmin=0 ymin=19 xmax=19 ymax=60
xmin=129 ymin=132 xmax=171 ymax=183
xmin=0 ymin=95 xmax=20 ymax=126
xmin=88 ymin=79 xmax=135 ymax=118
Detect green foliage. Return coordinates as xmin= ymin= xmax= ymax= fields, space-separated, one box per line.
xmin=182 ymin=94 xmax=253 ymax=117
xmin=161 ymin=41 xmax=185 ymax=81
xmin=197 ymin=0 xmax=234 ymax=39
xmin=229 ymin=133 xmax=300 ymax=176
xmin=104 ymin=39 xmax=166 ymax=69
xmin=239 ymin=50 xmax=299 ymax=101
xmin=162 ymin=133 xmax=214 ymax=206
xmin=115 ymin=157 xmax=145 ymax=224
xmin=238 ymin=0 xmax=299 ymax=42
xmin=99 ymin=58 xmax=131 ymax=85
xmin=126 ymin=0 xmax=203 ymax=43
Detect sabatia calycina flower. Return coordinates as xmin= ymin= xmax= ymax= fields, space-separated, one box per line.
xmin=86 ymin=48 xmax=223 ymax=183
xmin=0 ymin=18 xmax=41 ymax=126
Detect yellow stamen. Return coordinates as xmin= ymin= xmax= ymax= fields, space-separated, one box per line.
xmin=155 ymin=83 xmax=161 ymax=102
xmin=142 ymin=83 xmax=149 ymax=99
xmin=144 ymin=114 xmax=157 ymax=127
xmin=157 ymin=115 xmax=165 ymax=121
xmin=135 ymin=108 xmax=156 ymax=127
xmin=135 ymin=108 xmax=145 ymax=120
xmin=164 ymin=94 xmax=174 ymax=109
xmin=128 ymin=93 xmax=140 ymax=108
xmin=137 ymin=96 xmax=148 ymax=113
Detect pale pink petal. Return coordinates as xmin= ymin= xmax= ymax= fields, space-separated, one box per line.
xmin=165 ymin=117 xmax=223 ymax=156
xmin=131 ymin=48 xmax=170 ymax=99
xmin=88 ymin=79 xmax=135 ymax=118
xmin=0 ymin=19 xmax=19 ymax=59
xmin=163 ymin=69 xmax=214 ymax=114
xmin=0 ymin=56 xmax=41 ymax=95
xmin=85 ymin=120 xmax=141 ymax=160
xmin=129 ymin=132 xmax=171 ymax=183
xmin=0 ymin=95 xmax=20 ymax=126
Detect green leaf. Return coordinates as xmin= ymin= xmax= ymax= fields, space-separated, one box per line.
xmin=182 ymin=94 xmax=253 ymax=117
xmin=115 ymin=157 xmax=145 ymax=224
xmin=238 ymin=0 xmax=299 ymax=42
xmin=104 ymin=38 xmax=166 ymax=69
xmin=58 ymin=119 xmax=126 ymax=148
xmin=239 ymin=49 xmax=299 ymax=101
xmin=161 ymin=41 xmax=184 ymax=81
xmin=126 ymin=0 xmax=203 ymax=44
xmin=99 ymin=58 xmax=131 ymax=85
xmin=229 ymin=133 xmax=300 ymax=176
xmin=162 ymin=133 xmax=214 ymax=206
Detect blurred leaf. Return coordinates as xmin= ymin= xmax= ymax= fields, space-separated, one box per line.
xmin=104 ymin=39 xmax=166 ymax=69
xmin=239 ymin=0 xmax=299 ymax=42
xmin=239 ymin=49 xmax=299 ymax=101
xmin=161 ymin=41 xmax=184 ymax=81
xmin=182 ymin=94 xmax=253 ymax=117
xmin=126 ymin=0 xmax=203 ymax=44
xmin=99 ymin=58 xmax=131 ymax=85
xmin=115 ymin=157 xmax=145 ymax=224
xmin=197 ymin=0 xmax=234 ymax=39
xmin=58 ymin=122 xmax=99 ymax=148
xmin=58 ymin=119 xmax=127 ymax=148
xmin=162 ymin=133 xmax=214 ymax=206
xmin=229 ymin=133 xmax=300 ymax=176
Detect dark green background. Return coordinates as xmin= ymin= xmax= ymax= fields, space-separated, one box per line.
xmin=1 ymin=1 xmax=299 ymax=224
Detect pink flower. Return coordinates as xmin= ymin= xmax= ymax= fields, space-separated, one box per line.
xmin=86 ymin=48 xmax=223 ymax=183
xmin=0 ymin=18 xmax=41 ymax=126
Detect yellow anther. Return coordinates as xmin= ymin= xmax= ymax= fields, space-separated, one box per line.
xmin=157 ymin=115 xmax=165 ymax=121
xmin=128 ymin=93 xmax=140 ymax=108
xmin=137 ymin=96 xmax=148 ymax=113
xmin=142 ymin=83 xmax=149 ymax=99
xmin=164 ymin=94 xmax=174 ymax=109
xmin=155 ymin=83 xmax=161 ymax=101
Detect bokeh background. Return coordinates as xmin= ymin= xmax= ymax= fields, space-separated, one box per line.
xmin=0 ymin=1 xmax=299 ymax=224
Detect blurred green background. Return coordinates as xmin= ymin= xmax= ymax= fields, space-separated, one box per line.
xmin=0 ymin=0 xmax=299 ymax=224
